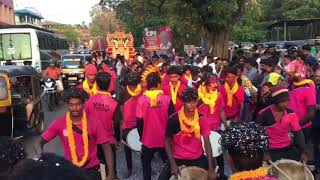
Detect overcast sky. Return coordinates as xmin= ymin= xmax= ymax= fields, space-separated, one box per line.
xmin=14 ymin=0 xmax=100 ymax=25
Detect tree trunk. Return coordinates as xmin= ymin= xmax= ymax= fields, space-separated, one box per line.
xmin=201 ymin=26 xmax=230 ymax=58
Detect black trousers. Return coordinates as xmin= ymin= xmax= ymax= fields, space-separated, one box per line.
xmin=158 ymin=155 xmax=208 ymax=180
xmin=269 ymin=145 xmax=301 ymax=161
xmin=85 ymin=165 xmax=102 ymax=180
xmin=312 ymin=124 xmax=320 ymax=169
xmin=122 ymin=128 xmax=133 ymax=171
xmin=141 ymin=145 xmax=167 ymax=180
xmin=303 ymin=125 xmax=312 ymax=144
xmin=97 ymin=144 xmax=117 ymax=176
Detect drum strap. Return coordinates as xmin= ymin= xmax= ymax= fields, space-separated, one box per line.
xmin=72 ymin=125 xmax=93 ymax=140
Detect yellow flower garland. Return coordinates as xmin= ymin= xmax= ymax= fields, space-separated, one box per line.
xmin=198 ymin=83 xmax=218 ymax=114
xmin=97 ymin=90 xmax=111 ymax=96
xmin=170 ymin=81 xmax=180 ymax=105
xmin=230 ymin=167 xmax=269 ymax=180
xmin=224 ymin=82 xmax=239 ymax=107
xmin=184 ymin=74 xmax=192 ymax=81
xmin=293 ymin=79 xmax=314 ymax=87
xmin=66 ymin=111 xmax=89 ymax=167
xmin=144 ymin=90 xmax=163 ymax=107
xmin=127 ymin=84 xmax=142 ymax=97
xmin=83 ymin=79 xmax=97 ymax=95
xmin=178 ymin=107 xmax=201 ymax=139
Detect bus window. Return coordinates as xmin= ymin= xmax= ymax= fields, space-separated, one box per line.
xmin=0 ymin=33 xmax=32 ymax=61
xmin=0 ymin=77 xmax=8 ymax=100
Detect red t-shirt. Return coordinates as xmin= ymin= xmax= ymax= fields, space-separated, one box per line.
xmin=198 ymin=93 xmax=225 ymax=131
xmin=288 ymin=84 xmax=316 ymax=129
xmin=41 ymin=116 xmax=107 ymax=168
xmin=163 ymin=82 xmax=187 ymax=111
xmin=44 ymin=67 xmax=61 ymax=80
xmin=259 ymin=106 xmax=301 ymax=149
xmin=219 ymin=85 xmax=244 ymax=119
xmin=161 ymin=74 xmax=170 ymax=87
xmin=85 ymin=93 xmax=118 ymax=144
xmin=166 ymin=113 xmax=210 ymax=160
xmin=136 ymin=94 xmax=172 ymax=148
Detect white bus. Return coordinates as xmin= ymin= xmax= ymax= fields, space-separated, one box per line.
xmin=0 ymin=25 xmax=68 ymax=72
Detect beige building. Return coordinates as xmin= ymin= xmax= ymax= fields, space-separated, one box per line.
xmin=0 ymin=0 xmax=15 ymax=25
xmin=15 ymin=8 xmax=43 ymax=26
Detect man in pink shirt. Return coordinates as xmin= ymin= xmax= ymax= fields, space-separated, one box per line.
xmin=286 ymin=60 xmax=316 ymax=143
xmin=256 ymin=84 xmax=307 ymax=162
xmin=219 ymin=67 xmax=244 ymax=123
xmin=137 ymin=72 xmax=176 ymax=180
xmin=85 ymin=72 xmax=121 ymax=178
xmin=99 ymin=60 xmax=116 ymax=95
xmin=37 ymin=88 xmax=115 ymax=180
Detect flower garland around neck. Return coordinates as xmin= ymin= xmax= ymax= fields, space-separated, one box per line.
xmin=178 ymin=107 xmax=200 ymax=139
xmin=224 ymin=82 xmax=239 ymax=107
xmin=230 ymin=167 xmax=269 ymax=180
xmin=144 ymin=90 xmax=163 ymax=107
xmin=184 ymin=74 xmax=192 ymax=81
xmin=198 ymin=83 xmax=218 ymax=114
xmin=97 ymin=90 xmax=111 ymax=96
xmin=83 ymin=79 xmax=97 ymax=95
xmin=127 ymin=84 xmax=142 ymax=97
xmin=66 ymin=111 xmax=89 ymax=167
xmin=170 ymin=81 xmax=180 ymax=105
xmin=293 ymin=79 xmax=314 ymax=87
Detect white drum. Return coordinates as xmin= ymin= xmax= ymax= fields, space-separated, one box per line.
xmin=269 ymin=159 xmax=314 ymax=180
xmin=126 ymin=128 xmax=142 ymax=152
xmin=201 ymin=131 xmax=222 ymax=157
xmin=169 ymin=166 xmax=208 ymax=180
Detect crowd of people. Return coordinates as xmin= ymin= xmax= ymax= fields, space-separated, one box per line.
xmin=1 ymin=44 xmax=320 ymax=180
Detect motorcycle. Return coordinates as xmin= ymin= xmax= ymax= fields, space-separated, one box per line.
xmin=42 ymin=78 xmax=59 ymax=111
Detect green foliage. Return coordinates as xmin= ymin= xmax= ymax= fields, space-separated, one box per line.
xmin=63 ymin=25 xmax=81 ymax=45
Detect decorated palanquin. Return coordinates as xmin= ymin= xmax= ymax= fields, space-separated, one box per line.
xmin=107 ymin=25 xmax=135 ymax=61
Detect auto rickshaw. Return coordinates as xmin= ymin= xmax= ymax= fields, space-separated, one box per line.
xmin=0 ymin=65 xmax=44 ymax=138
xmin=61 ymin=54 xmax=91 ymax=88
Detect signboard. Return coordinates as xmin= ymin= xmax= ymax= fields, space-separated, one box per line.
xmin=143 ymin=26 xmax=173 ymax=55
xmin=184 ymin=45 xmax=196 ymax=56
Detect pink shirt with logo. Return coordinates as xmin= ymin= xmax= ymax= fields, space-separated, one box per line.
xmin=85 ymin=93 xmax=118 ymax=144
xmin=172 ymin=118 xmax=210 ymax=160
xmin=42 ymin=116 xmax=107 ymax=168
xmin=288 ymin=85 xmax=316 ymax=128
xmin=136 ymin=94 xmax=171 ymax=148
xmin=219 ymin=85 xmax=244 ymax=119
xmin=198 ymin=93 xmax=224 ymax=131
xmin=163 ymin=82 xmax=187 ymax=111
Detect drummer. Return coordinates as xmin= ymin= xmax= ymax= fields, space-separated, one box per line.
xmin=118 ymin=72 xmax=142 ymax=178
xmin=221 ymin=122 xmax=277 ymax=180
xmin=84 ymin=72 xmax=121 ymax=178
xmin=256 ymin=83 xmax=308 ymax=162
xmin=136 ymin=72 xmax=176 ymax=180
xmin=159 ymin=88 xmax=217 ymax=180
xmin=197 ymin=74 xmax=228 ymax=180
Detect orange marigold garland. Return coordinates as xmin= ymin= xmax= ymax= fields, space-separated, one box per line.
xmin=66 ymin=111 xmax=89 ymax=167
xmin=230 ymin=167 xmax=269 ymax=180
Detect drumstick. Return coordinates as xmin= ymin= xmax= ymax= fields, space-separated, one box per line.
xmin=302 ymin=162 xmax=309 ymax=180
xmin=268 ymin=160 xmax=292 ymax=180
xmin=215 ymin=166 xmax=219 ymax=173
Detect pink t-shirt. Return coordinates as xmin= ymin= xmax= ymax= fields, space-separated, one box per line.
xmin=42 ymin=116 xmax=107 ymax=168
xmin=288 ymin=85 xmax=316 ymax=128
xmin=85 ymin=93 xmax=118 ymax=144
xmin=107 ymin=70 xmax=116 ymax=93
xmin=172 ymin=118 xmax=210 ymax=160
xmin=136 ymin=94 xmax=171 ymax=148
xmin=259 ymin=106 xmax=301 ymax=149
xmin=219 ymin=85 xmax=245 ymax=119
xmin=122 ymin=96 xmax=140 ymax=129
xmin=163 ymin=83 xmax=187 ymax=111
xmin=198 ymin=93 xmax=224 ymax=131
xmin=161 ymin=74 xmax=170 ymax=87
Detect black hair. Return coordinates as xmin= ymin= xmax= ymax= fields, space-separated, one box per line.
xmin=65 ymin=87 xmax=88 ymax=103
xmin=244 ymin=57 xmax=257 ymax=67
xmin=200 ymin=73 xmax=217 ymax=86
xmin=224 ymin=66 xmax=238 ymax=76
xmin=182 ymin=65 xmax=192 ymax=73
xmin=124 ymin=72 xmax=141 ymax=86
xmin=236 ymin=64 xmax=245 ymax=72
xmin=221 ymin=122 xmax=269 ymax=171
xmin=302 ymin=44 xmax=311 ymax=52
xmin=260 ymin=58 xmax=274 ymax=67
xmin=190 ymin=66 xmax=200 ymax=77
xmin=9 ymin=153 xmax=91 ymax=180
xmin=166 ymin=66 xmax=182 ymax=75
xmin=181 ymin=88 xmax=198 ymax=103
xmin=146 ymin=72 xmax=161 ymax=90
xmin=201 ymin=65 xmax=213 ymax=75
xmin=96 ymin=72 xmax=111 ymax=91
xmin=0 ymin=137 xmax=25 ymax=177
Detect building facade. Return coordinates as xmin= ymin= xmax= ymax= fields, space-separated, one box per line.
xmin=0 ymin=0 xmax=15 ymax=25
xmin=15 ymin=8 xmax=43 ymax=26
